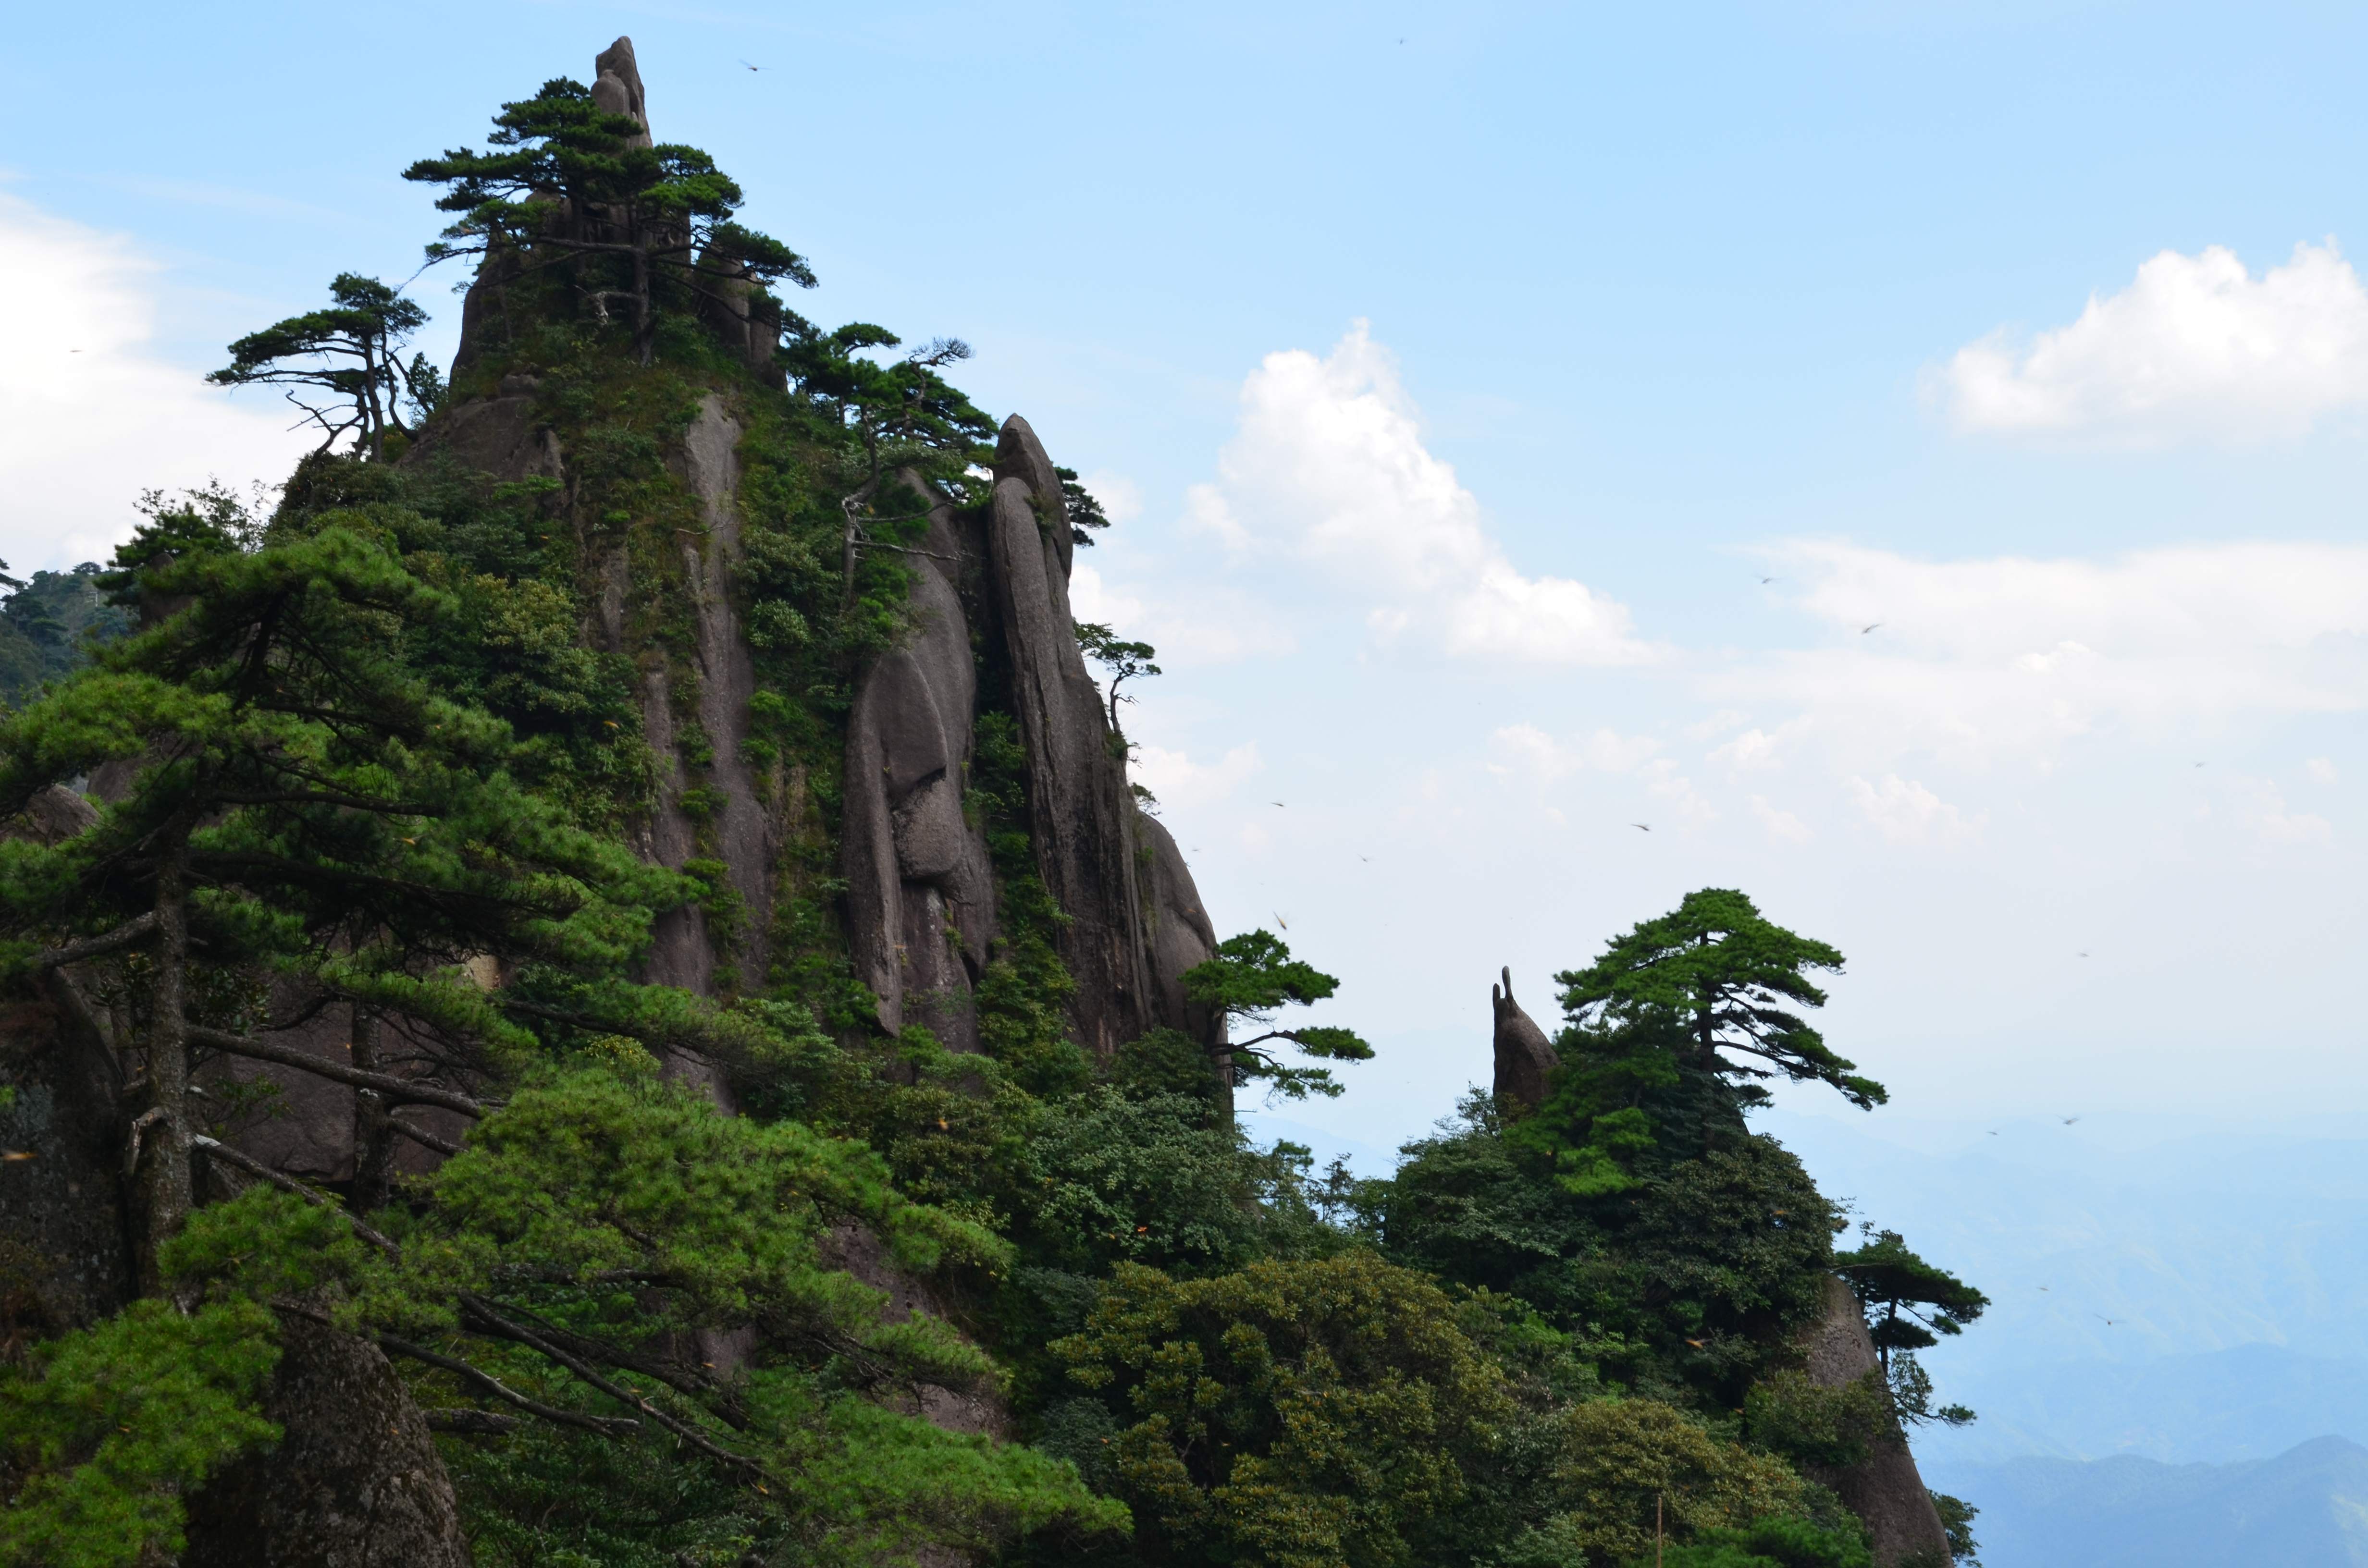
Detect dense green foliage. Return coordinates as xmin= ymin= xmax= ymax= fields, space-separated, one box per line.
xmin=0 ymin=563 xmax=124 ymax=706
xmin=0 ymin=62 xmax=1990 ymax=1568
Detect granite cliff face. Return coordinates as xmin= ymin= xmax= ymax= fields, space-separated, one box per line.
xmin=1799 ymin=1276 xmax=1957 ymax=1566
xmin=412 ymin=37 xmax=1224 ymax=1089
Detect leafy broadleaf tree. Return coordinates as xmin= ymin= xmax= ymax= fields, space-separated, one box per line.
xmin=208 ymin=274 xmax=436 ymax=458
xmin=1833 ymin=1227 xmax=1988 ymax=1428
xmin=1180 ymin=929 xmax=1373 ymax=1100
xmin=404 ymin=78 xmax=814 ymax=365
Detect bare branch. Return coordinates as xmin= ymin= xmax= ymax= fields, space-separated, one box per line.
xmin=425 ymin=1408 xmax=521 ymax=1435
xmin=460 ymin=1292 xmax=765 ymax=1474
xmin=387 ymin=1115 xmax=465 ymax=1157
xmin=186 ymin=1025 xmax=488 ymax=1118
xmin=374 ymin=1330 xmax=641 ymax=1437
xmin=34 ymin=911 xmax=158 ymax=971
xmin=194 ymin=1133 xmax=400 ymax=1260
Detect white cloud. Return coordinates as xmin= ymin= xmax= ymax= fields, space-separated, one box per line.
xmin=1706 ymin=539 xmax=2368 ymax=770
xmin=1132 ymin=742 xmax=1265 ymax=809
xmin=1070 ymin=560 xmax=1296 ymax=664
xmin=1848 ymin=774 xmax=1982 ymax=848
xmin=1750 ymin=795 xmax=1813 ymax=844
xmin=2233 ymin=778 xmax=2333 ymax=846
xmin=2307 ymin=758 xmax=2340 ymax=784
xmin=0 ymin=191 xmax=314 ymax=570
xmin=1078 ymin=469 xmax=1143 ymax=524
xmin=1935 ymin=241 xmax=2368 ymax=443
xmin=1067 ymin=561 xmax=1142 ymax=626
xmin=1198 ymin=321 xmax=1652 ymax=665
xmin=1486 ymin=723 xmax=1661 ymax=781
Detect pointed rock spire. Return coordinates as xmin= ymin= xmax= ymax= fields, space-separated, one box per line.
xmin=592 ymin=37 xmax=653 ymax=146
xmin=1491 ymin=966 xmax=1560 ymax=1114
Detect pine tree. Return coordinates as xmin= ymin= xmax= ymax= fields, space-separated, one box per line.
xmin=404 ymin=78 xmax=814 ymax=365
xmin=208 ymin=275 xmax=437 ymax=458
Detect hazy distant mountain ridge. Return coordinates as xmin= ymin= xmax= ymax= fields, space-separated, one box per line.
xmin=1925 ymin=1436 xmax=2368 ymax=1567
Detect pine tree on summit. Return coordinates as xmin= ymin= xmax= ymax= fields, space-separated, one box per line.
xmin=1558 ymin=886 xmax=1886 ymax=1113
xmin=404 ymin=75 xmax=814 ymax=364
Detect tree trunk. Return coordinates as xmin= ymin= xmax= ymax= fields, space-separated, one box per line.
xmin=632 ymin=241 xmax=654 ymax=365
xmin=133 ymin=826 xmax=194 ymax=1298
xmin=350 ymin=1004 xmax=395 ymax=1214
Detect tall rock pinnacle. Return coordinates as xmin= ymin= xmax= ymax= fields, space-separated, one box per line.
xmin=1491 ymin=967 xmax=1560 ymax=1114
xmin=592 ymin=37 xmax=653 ymax=145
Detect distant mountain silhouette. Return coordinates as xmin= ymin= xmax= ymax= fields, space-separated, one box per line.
xmin=1936 ymin=1343 xmax=2368 ymax=1464
xmin=1926 ymin=1436 xmax=2368 ymax=1567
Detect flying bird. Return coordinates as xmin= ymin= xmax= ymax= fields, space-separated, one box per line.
xmin=1631 ymin=822 xmax=1651 ymax=832
xmin=1 ymin=1151 xmax=35 ymax=1162
xmin=2078 ymin=951 xmax=2089 ymax=958
xmin=2061 ymin=1116 xmax=2081 ymax=1126
xmin=1271 ymin=801 xmax=1285 ymax=808
xmin=1758 ymin=575 xmax=1778 ymax=585
xmin=1860 ymin=622 xmax=1884 ymax=635
xmin=2097 ymin=1315 xmax=2118 ymax=1326
xmin=1274 ymin=913 xmax=1289 ymax=931
xmin=1987 ymin=1130 xmax=1999 ymax=1136
xmin=739 ymin=58 xmax=767 ymax=71
xmin=1358 ymin=855 xmax=1371 ymax=862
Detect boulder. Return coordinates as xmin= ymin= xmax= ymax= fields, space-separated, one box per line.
xmin=181 ymin=1315 xmax=471 ymax=1568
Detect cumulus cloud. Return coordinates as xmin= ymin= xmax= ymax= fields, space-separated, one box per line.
xmin=1070 ymin=561 xmax=1296 ymax=664
xmin=1708 ymin=538 xmax=2368 ymax=769
xmin=2232 ymin=778 xmax=2332 ymax=847
xmin=0 ymin=192 xmax=314 ymax=570
xmin=1487 ymin=723 xmax=1661 ymax=780
xmin=1078 ymin=469 xmax=1143 ymax=524
xmin=1848 ymin=774 xmax=1982 ymax=848
xmin=1934 ymin=241 xmax=2368 ymax=443
xmin=1749 ymin=795 xmax=1813 ymax=844
xmin=1132 ymin=742 xmax=1265 ymax=810
xmin=1190 ymin=321 xmax=1652 ymax=664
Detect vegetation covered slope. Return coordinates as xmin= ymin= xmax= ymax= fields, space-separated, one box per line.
xmin=0 ymin=37 xmax=1985 ymax=1568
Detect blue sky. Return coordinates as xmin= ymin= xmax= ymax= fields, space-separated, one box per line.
xmin=7 ymin=0 xmax=2368 ymax=1167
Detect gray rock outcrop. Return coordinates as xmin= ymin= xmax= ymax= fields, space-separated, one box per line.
xmin=983 ymin=416 xmax=1157 ymax=1055
xmin=1491 ymin=967 xmax=1560 ymax=1113
xmin=841 ymin=415 xmax=1223 ymax=1064
xmin=181 ymin=1316 xmax=472 ymax=1568
xmin=1800 ymin=1274 xmax=1954 ymax=1567
xmin=844 ymin=477 xmax=998 ymax=1047
xmin=591 ymin=37 xmax=652 ymax=146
